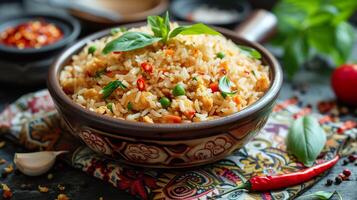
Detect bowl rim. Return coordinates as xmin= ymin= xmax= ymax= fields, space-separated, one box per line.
xmin=0 ymin=12 xmax=81 ymax=54
xmin=69 ymin=0 xmax=169 ymax=24
xmin=48 ymin=22 xmax=283 ymax=137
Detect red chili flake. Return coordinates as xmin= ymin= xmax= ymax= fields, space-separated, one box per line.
xmin=0 ymin=20 xmax=63 ymax=49
xmin=348 ymin=154 xmax=357 ymax=162
xmin=137 ymin=78 xmax=146 ymax=91
xmin=338 ymin=173 xmax=348 ymax=180
xmin=1 ymin=184 xmax=12 ymax=199
xmin=273 ymin=97 xmax=298 ymax=112
xmin=140 ymin=62 xmax=153 ymax=73
xmin=293 ymin=106 xmax=312 ymax=119
xmin=209 ymin=83 xmax=219 ymax=92
xmin=337 ymin=120 xmax=356 ymax=134
xmin=318 ymin=115 xmax=333 ymax=124
xmin=342 ymin=169 xmax=351 ymax=177
xmin=113 ymin=51 xmax=122 ymax=54
xmin=184 ymin=110 xmax=195 ymax=119
xmin=317 ymin=101 xmax=336 ymax=114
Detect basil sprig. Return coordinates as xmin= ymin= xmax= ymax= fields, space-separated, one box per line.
xmin=218 ymin=76 xmax=237 ymax=98
xmin=238 ymin=45 xmax=262 ymax=59
xmin=147 ymin=11 xmax=170 ymax=43
xmin=102 ymin=32 xmax=161 ymax=54
xmin=102 ymin=12 xmax=220 ymax=54
xmin=101 ymin=80 xmax=127 ymax=98
xmin=287 ymin=115 xmax=326 ymax=167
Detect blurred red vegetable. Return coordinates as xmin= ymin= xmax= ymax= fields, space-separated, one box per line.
xmin=331 ymin=64 xmax=357 ymax=106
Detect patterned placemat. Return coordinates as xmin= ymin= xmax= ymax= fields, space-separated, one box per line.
xmin=0 ymin=90 xmax=356 ymax=200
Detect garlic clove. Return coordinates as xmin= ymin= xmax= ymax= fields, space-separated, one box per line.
xmin=14 ymin=151 xmax=67 ymax=176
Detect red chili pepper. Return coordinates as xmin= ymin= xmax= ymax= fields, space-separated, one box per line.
xmin=137 ymin=78 xmax=146 ymax=91
xmin=236 ymin=155 xmax=339 ymax=191
xmin=337 ymin=121 xmax=356 ymax=134
xmin=209 ymin=83 xmax=219 ymax=92
xmin=141 ymin=62 xmax=153 ymax=73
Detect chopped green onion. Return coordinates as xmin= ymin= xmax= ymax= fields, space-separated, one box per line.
xmin=88 ymin=46 xmax=97 ymax=55
xmin=218 ymin=76 xmax=236 ymax=98
xmin=217 ymin=52 xmax=225 ymax=59
xmin=101 ymin=80 xmax=127 ymax=99
xmin=159 ymin=97 xmax=171 ymax=108
xmin=127 ymin=102 xmax=133 ymax=111
xmin=172 ymin=84 xmax=186 ymax=96
xmin=106 ymin=103 xmax=113 ymax=112
xmin=192 ymin=77 xmax=197 ymax=81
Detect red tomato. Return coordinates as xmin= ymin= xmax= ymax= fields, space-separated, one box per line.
xmin=331 ymin=64 xmax=357 ymax=106
xmin=137 ymin=78 xmax=146 ymax=91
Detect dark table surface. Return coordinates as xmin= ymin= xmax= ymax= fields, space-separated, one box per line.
xmin=0 ymin=1 xmax=356 ymax=200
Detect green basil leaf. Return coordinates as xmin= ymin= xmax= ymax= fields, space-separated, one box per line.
xmin=218 ymin=76 xmax=236 ymax=98
xmin=283 ymin=35 xmax=310 ymax=79
xmin=101 ymin=80 xmax=127 ymax=99
xmin=237 ymin=45 xmax=262 ymax=59
xmin=147 ymin=15 xmax=164 ymax=38
xmin=298 ymin=191 xmax=342 ymax=200
xmin=287 ymin=115 xmax=327 ymax=167
xmin=169 ymin=23 xmax=220 ymax=38
xmin=335 ymin=22 xmax=355 ymax=63
xmin=147 ymin=11 xmax=170 ymax=42
xmin=102 ymin=32 xmax=161 ymax=54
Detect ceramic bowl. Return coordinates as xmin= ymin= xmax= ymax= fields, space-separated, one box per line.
xmin=48 ymin=22 xmax=283 ymax=168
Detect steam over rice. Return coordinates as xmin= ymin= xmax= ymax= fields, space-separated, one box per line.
xmin=60 ymin=24 xmax=270 ymax=123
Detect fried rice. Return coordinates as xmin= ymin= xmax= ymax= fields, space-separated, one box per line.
xmin=59 ymin=24 xmax=270 ymax=123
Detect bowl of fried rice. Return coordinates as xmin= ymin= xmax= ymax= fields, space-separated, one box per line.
xmin=48 ymin=13 xmax=282 ymax=168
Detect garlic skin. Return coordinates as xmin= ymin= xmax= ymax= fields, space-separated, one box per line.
xmin=14 ymin=151 xmax=67 ymax=176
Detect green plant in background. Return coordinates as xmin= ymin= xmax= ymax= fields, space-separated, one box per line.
xmin=273 ymin=0 xmax=357 ymax=78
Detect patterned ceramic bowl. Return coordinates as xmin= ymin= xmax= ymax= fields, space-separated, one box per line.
xmin=48 ymin=22 xmax=283 ymax=168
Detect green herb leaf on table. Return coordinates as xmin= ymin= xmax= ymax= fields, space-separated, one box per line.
xmin=273 ymin=0 xmax=357 ymax=78
xmin=287 ymin=115 xmax=327 ymax=167
xmin=218 ymin=76 xmax=237 ymax=98
xmin=169 ymin=23 xmax=220 ymax=38
xmin=102 ymin=32 xmax=161 ymax=54
xmin=101 ymin=80 xmax=127 ymax=99
xmin=237 ymin=45 xmax=262 ymax=59
xmin=298 ymin=191 xmax=342 ymax=200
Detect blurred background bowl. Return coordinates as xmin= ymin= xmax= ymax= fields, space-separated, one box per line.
xmin=170 ymin=0 xmax=251 ymax=27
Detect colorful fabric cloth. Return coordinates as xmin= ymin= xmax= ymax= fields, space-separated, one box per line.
xmin=0 ymin=90 xmax=356 ymax=200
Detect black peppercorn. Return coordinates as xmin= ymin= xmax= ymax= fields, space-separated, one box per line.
xmin=335 ymin=176 xmax=342 ymax=184
xmin=343 ymin=159 xmax=349 ymax=166
xmin=325 ymin=179 xmax=333 ymax=186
